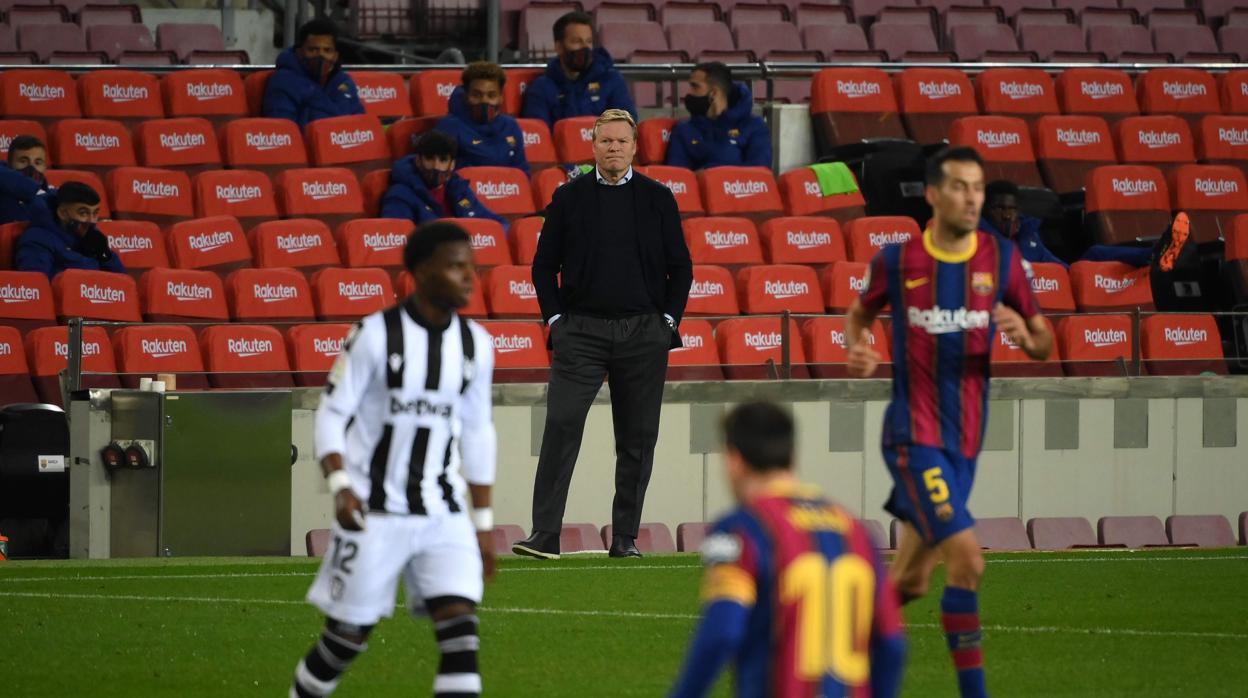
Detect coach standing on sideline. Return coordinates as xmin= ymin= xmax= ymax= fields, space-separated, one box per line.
xmin=513 ymin=109 xmax=693 ymax=560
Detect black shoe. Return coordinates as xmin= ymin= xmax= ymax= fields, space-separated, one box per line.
xmin=608 ymin=535 xmax=642 ymax=558
xmin=512 ymin=531 xmax=560 ymax=560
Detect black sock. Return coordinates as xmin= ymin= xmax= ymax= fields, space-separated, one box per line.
xmin=433 ymin=613 xmax=481 ymax=697
xmin=291 ymin=628 xmax=367 ymax=697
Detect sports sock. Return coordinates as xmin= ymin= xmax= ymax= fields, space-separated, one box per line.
xmin=941 ymin=585 xmax=988 ymax=698
xmin=433 ymin=613 xmax=481 ymax=697
xmin=290 ymin=627 xmax=367 ymax=697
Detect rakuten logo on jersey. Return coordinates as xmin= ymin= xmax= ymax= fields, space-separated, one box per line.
xmin=215 ymin=184 xmax=263 ymax=204
xmin=276 ymin=234 xmax=324 ymax=253
xmin=1194 ymin=178 xmax=1239 ymax=197
xmin=659 ymin=179 xmax=687 ymax=195
xmin=918 ymin=81 xmax=961 ymax=100
xmin=141 ymin=338 xmax=188 ymax=358
xmin=103 ymin=84 xmax=149 ymax=103
xmin=869 ymin=230 xmax=912 ymax=248
xmin=786 ymin=230 xmax=832 ymax=249
xmin=763 ymin=280 xmax=810 ymax=299
xmin=493 ymin=333 xmax=534 ymax=353
xmin=358 ymin=85 xmax=397 ymax=103
xmin=133 ymin=179 xmax=180 ymax=200
xmin=1084 ymin=328 xmax=1127 ymax=348
xmin=228 ymin=337 xmax=273 ymax=357
xmin=1093 ymin=274 xmax=1136 ymax=293
xmin=159 ymin=132 xmax=207 ymax=152
xmin=314 ymin=336 xmax=344 ymax=356
xmin=977 ymin=130 xmax=1022 ymax=149
xmin=186 ymin=82 xmax=234 ymax=101
xmin=744 ymin=331 xmax=783 ymax=350
xmin=329 ymin=129 xmax=375 ymax=149
xmin=1057 ymin=129 xmax=1102 ymax=148
xmin=1111 ymin=178 xmax=1158 ymax=197
xmin=1164 ymin=327 xmax=1209 ymax=346
xmin=475 ymin=180 xmax=520 ymax=199
xmin=436 ymin=82 xmax=456 ymax=98
xmin=74 ymin=132 xmax=121 ymax=152
xmin=302 ymin=181 xmax=349 ymax=200
xmin=0 ymin=283 xmax=40 ymax=304
xmin=722 ymin=180 xmax=769 ymax=199
xmin=338 ymin=281 xmax=384 ymax=301
xmin=1138 ymin=130 xmax=1181 ymax=149
xmin=1218 ymin=127 xmax=1248 ymax=148
xmin=245 ymin=132 xmax=293 ymax=150
xmin=703 ymin=229 xmax=750 ymax=250
xmin=54 ymin=340 xmax=102 ymax=358
xmin=908 ymin=306 xmax=990 ymax=334
xmin=363 ymin=232 xmax=407 ymax=251
xmin=166 ymin=281 xmax=214 ymax=301
xmin=189 ymin=230 xmax=234 ymax=252
xmin=19 ymin=83 xmax=66 ymax=102
xmin=1163 ymin=81 xmax=1207 ymax=100
xmin=254 ymin=283 xmax=299 ymax=302
xmin=689 ymin=279 xmax=725 ymax=299
xmin=108 ymin=234 xmax=154 ymax=253
xmin=80 ymin=284 xmax=125 ymax=305
xmin=999 ymin=81 xmax=1044 ymax=100
xmin=508 ymin=279 xmax=537 ymax=299
xmin=1080 ymin=81 xmax=1125 ymax=100
xmin=836 ymin=80 xmax=881 ymax=99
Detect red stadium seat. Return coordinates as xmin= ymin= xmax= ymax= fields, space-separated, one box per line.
xmin=715 ymin=317 xmax=807 ymax=379
xmin=1098 ymin=515 xmax=1168 ymax=548
xmin=949 ymin=115 xmax=1044 ymax=188
xmin=311 ymin=267 xmax=395 ymax=320
xmin=552 ymin=116 xmax=596 ymax=165
xmin=1055 ymin=68 xmax=1139 ymax=125
xmin=52 ymin=269 xmax=139 ymax=322
xmin=638 ymin=117 xmax=676 ymax=165
xmin=110 ymin=324 xmax=207 ymax=390
xmin=737 ymin=264 xmax=822 ymax=314
xmin=275 ymin=167 xmax=364 ymax=230
xmin=349 ymin=71 xmax=412 ymax=120
xmin=477 ymin=321 xmax=549 ymax=383
xmin=243 ymin=71 xmax=271 ymax=116
xmin=1230 ymin=214 xmax=1248 ymax=262
xmin=0 ymin=70 xmax=81 ymax=122
xmin=305 ymin=114 xmax=390 ymax=176
xmin=0 ymin=325 xmax=37 ymax=406
xmin=457 ymin=166 xmax=535 ymax=219
xmin=1166 ymin=514 xmax=1236 ymax=547
xmin=97 ymin=220 xmax=167 ymax=276
xmin=133 ymin=117 xmax=221 ymax=174
xmin=409 ymin=70 xmax=460 ymax=117
xmin=167 ymin=215 xmax=251 ymax=273
xmin=482 ymin=265 xmax=540 ymax=318
xmin=517 ymin=118 xmax=557 ymax=171
xmin=360 ymin=167 xmax=389 ymax=218
xmin=1167 ymin=164 xmax=1248 ymax=244
xmin=686 ymin=265 xmax=739 ymax=316
xmin=1033 ymin=115 xmax=1117 ymax=194
xmin=0 ymin=120 xmax=48 ymax=159
xmin=809 ymin=68 xmax=905 ymax=154
xmin=975 ymin=68 xmax=1058 ymax=125
xmin=510 ymin=217 xmax=544 ymax=266
xmin=1070 ymin=260 xmax=1153 ymax=312
xmin=759 ymin=216 xmax=845 ymax=266
xmin=801 ymin=316 xmax=890 ymax=379
xmin=1140 ymin=313 xmax=1226 ymax=375
xmin=250 ymin=219 xmax=340 ymax=272
xmin=49 ymin=118 xmax=136 ymax=174
xmin=667 ymin=318 xmax=723 ymax=380
xmin=1027 ymin=262 xmax=1076 ymax=313
xmin=683 ymin=217 xmax=763 ymax=266
xmin=531 ymin=167 xmax=567 ymax=211
xmin=821 ymin=260 xmax=870 ymax=312
xmin=193 ymin=169 xmax=278 ymax=228
xmin=1196 ymin=115 xmax=1248 ymax=180
xmin=221 ymin=118 xmax=308 ymax=177
xmin=1084 ymin=164 xmax=1173 ymax=246
xmin=0 ymin=271 xmax=55 ymax=332
xmin=199 ymin=324 xmax=294 ymax=389
xmin=639 ymin=165 xmax=703 ymax=216
xmin=336 ymin=218 xmax=413 ymax=270
xmin=106 ymin=166 xmax=193 ymax=226
xmin=458 ymin=218 xmax=511 ymax=268
xmin=503 ymin=68 xmax=543 ymax=116
xmin=895 ymin=68 xmax=978 ymax=146
xmin=25 ymin=325 xmax=119 ymax=404
xmin=77 ymin=70 xmax=163 ymax=122
xmin=0 ymin=221 xmax=22 ymax=271
xmin=699 ymin=166 xmax=783 ymax=221
xmin=139 ymin=267 xmax=228 ymax=322
xmin=1057 ymin=313 xmax=1132 ymax=376
xmin=161 ymin=69 xmax=247 ymax=123
xmin=1219 ymin=70 xmax=1248 ymax=115
xmin=385 ymin=116 xmax=440 ymax=159
xmin=843 ymin=216 xmax=920 ymax=264
xmin=777 ymin=167 xmax=866 ymax=224
xmin=227 ymin=267 xmax=314 ymax=322
xmin=1137 ymin=68 xmax=1222 ymax=133
xmin=286 ymin=323 xmax=352 ymax=387
xmin=992 ymin=316 xmax=1062 ymax=377
xmin=43 ymin=169 xmax=111 ymax=218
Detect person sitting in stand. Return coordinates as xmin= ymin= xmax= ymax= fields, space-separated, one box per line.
xmin=521 ymin=11 xmax=636 ymax=128
xmin=0 ymin=135 xmax=52 ymax=224
xmin=436 ymin=62 xmax=531 ymax=176
xmin=665 ymin=62 xmax=771 ymax=171
xmin=263 ymin=18 xmax=365 ymax=130
xmin=15 ymin=180 xmax=124 ymax=279
xmin=380 ymin=130 xmax=509 ymax=231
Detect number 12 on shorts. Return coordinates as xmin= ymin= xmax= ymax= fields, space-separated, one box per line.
xmin=923 ymin=467 xmax=949 ymax=504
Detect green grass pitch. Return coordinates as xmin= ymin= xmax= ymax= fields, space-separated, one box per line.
xmin=1 ymin=548 xmax=1245 ymax=697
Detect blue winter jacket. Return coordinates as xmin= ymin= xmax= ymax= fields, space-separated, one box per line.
xmin=379 ymin=155 xmax=508 ymax=231
xmin=980 ymin=215 xmax=1067 ymax=267
xmin=436 ymin=88 xmax=530 ymax=176
xmin=665 ymin=82 xmax=772 ymax=171
xmin=14 ymin=194 xmax=125 ymax=279
xmin=262 ymin=47 xmax=365 ymax=131
xmin=0 ymin=164 xmax=49 ymax=225
xmin=520 ymin=48 xmax=636 ymax=128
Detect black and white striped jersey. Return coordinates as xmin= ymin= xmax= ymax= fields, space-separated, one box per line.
xmin=314 ymin=302 xmax=497 ymax=517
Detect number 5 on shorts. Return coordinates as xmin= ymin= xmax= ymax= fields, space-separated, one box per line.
xmin=922 ymin=467 xmax=949 ymax=504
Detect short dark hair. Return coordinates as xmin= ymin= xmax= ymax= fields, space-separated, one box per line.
xmin=461 ymin=61 xmax=506 ymax=90
xmin=693 ymin=61 xmax=734 ymax=99
xmin=404 ymin=220 xmax=471 ymax=271
xmin=553 ymin=11 xmax=593 ymax=42
xmin=55 ymin=181 xmax=101 ymax=208
xmin=985 ymin=179 xmax=1019 ymax=206
xmin=296 ymin=18 xmax=339 ymax=48
xmin=414 ymin=130 xmax=457 ymax=159
xmin=723 ymin=402 xmax=794 ymax=472
xmin=7 ymin=135 xmax=45 ymax=163
xmin=925 ymin=146 xmax=984 ymax=186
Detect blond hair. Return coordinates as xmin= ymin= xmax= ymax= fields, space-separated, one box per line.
xmin=592 ymin=109 xmax=637 ymax=140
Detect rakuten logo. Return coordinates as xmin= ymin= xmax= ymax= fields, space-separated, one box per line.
xmin=74 ymin=133 xmax=121 ymax=152
xmin=0 ymin=135 xmax=13 ymax=152
xmin=363 ymin=232 xmax=407 ymax=251
xmin=523 ymin=131 xmax=541 ymax=146
xmin=160 ymin=132 xmax=207 ymax=152
xmin=470 ymin=233 xmax=496 ymax=250
xmin=689 ymin=279 xmax=725 ymax=298
xmin=508 ymin=280 xmax=536 ymax=299
xmin=908 ymin=306 xmax=990 ymax=334
xmin=493 ymin=334 xmax=534 ymax=353
xmin=1138 ymin=131 xmax=1181 ymax=149
xmin=19 ymin=83 xmax=66 ymax=102
xmin=999 ymin=331 xmax=1022 ymax=349
xmin=302 ymin=181 xmax=348 ymax=200
xmin=166 ymin=281 xmax=214 ymax=301
xmin=436 ymin=82 xmax=456 ymax=98
xmin=228 ymin=337 xmax=273 ymax=357
xmin=476 ymin=181 xmax=520 ymax=199
xmin=869 ymin=230 xmax=912 ymax=247
xmin=276 ymin=234 xmax=324 ymax=252
xmin=103 ymin=84 xmax=149 ymax=102
xmin=1111 ymin=178 xmax=1158 ymax=196
xmin=1218 ymin=127 xmax=1248 ymax=147
xmin=189 ymin=231 xmax=234 ymax=252
xmin=186 ymin=82 xmax=234 ymax=101
xmin=314 ymin=337 xmax=344 ymax=356
xmin=107 ymin=235 xmax=153 ymax=253
xmin=999 ymin=81 xmax=1044 ymax=100
xmin=80 ymin=284 xmax=125 ymax=304
xmin=132 ymin=179 xmax=180 ymax=200
xmin=804 ymin=181 xmax=821 ymax=197
xmin=829 ymin=329 xmax=876 ymax=347
xmin=254 ymin=284 xmax=299 ymax=302
xmin=1195 ymin=178 xmax=1239 ymax=196
xmin=836 ymin=80 xmax=881 ymax=98
xmin=215 ymin=184 xmax=262 ymax=204
xmin=722 ymin=180 xmax=768 ymax=198
xmin=579 ymin=127 xmax=593 ymax=142
xmin=54 ymin=340 xmax=102 ymax=358
xmin=1164 ymin=327 xmax=1208 ymax=346
xmin=0 ymin=342 xmax=9 ymax=356
xmin=764 ymin=280 xmax=810 ymax=299
xmin=338 ymin=282 xmax=384 ymax=301
xmin=358 ymin=85 xmax=398 ymax=103
xmin=744 ymin=331 xmax=783 ymax=350
xmin=786 ymin=231 xmax=831 ymax=249
xmin=1080 ymin=81 xmax=1125 ymax=100
xmin=660 ymin=179 xmax=687 ymax=195
xmin=704 ymin=230 xmax=750 ymax=249
xmin=918 ymin=81 xmax=961 ymax=100
xmin=1084 ymin=328 xmax=1127 ymax=348
xmin=141 ymin=338 xmax=187 ymax=358
xmin=329 ymin=129 xmax=375 ymax=149
xmin=245 ymin=132 xmax=293 ymax=150
xmin=1094 ymin=274 xmax=1136 ymax=293
xmin=674 ymin=333 xmax=704 ymax=351
xmin=977 ymin=130 xmax=1021 ymax=149
xmin=1163 ymin=82 xmax=1206 ymax=100
xmin=1057 ymin=129 xmax=1102 ymax=148
xmin=848 ymin=275 xmax=867 ymax=292
xmin=0 ymin=284 xmax=39 ymax=303
xmin=1031 ymin=276 xmax=1059 ymax=293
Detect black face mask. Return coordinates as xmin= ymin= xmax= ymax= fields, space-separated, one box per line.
xmin=683 ymin=93 xmax=711 ymax=118
xmin=19 ymin=165 xmax=46 ymax=187
xmin=419 ymin=166 xmax=452 ymax=189
xmin=469 ymin=102 xmax=499 ymax=124
xmin=60 ymin=217 xmax=91 ymax=237
xmin=563 ymin=47 xmax=593 ymax=73
xmin=301 ymin=55 xmax=335 ymax=85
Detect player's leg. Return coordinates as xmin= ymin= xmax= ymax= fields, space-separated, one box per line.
xmin=881 ymin=444 xmax=943 ymax=603
xmin=934 ymin=453 xmax=988 ymax=698
xmin=426 ymin=596 xmax=482 ymax=698
xmin=290 ymin=618 xmax=374 ymax=698
xmin=888 ymin=521 xmax=942 ymax=604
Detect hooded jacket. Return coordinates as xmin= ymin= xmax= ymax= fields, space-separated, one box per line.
xmin=436 ymin=87 xmax=530 ymax=176
xmin=520 ymin=48 xmax=636 ymax=128
xmin=262 ymin=47 xmax=365 ymax=131
xmin=665 ymin=82 xmax=772 ymax=171
xmin=380 ymin=155 xmax=508 ymax=230
xmin=979 ymin=214 xmax=1066 ymax=267
xmin=14 ymin=193 xmax=125 ymax=279
xmin=0 ymin=163 xmax=49 ymax=225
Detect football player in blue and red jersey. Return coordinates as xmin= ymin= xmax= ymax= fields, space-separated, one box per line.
xmin=844 ymin=146 xmax=1053 ymax=698
xmin=670 ymin=402 xmax=906 ymax=698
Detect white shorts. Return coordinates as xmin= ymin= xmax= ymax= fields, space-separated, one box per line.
xmin=306 ymin=512 xmax=484 ymax=626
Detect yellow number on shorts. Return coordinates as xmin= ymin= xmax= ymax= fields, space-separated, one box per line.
xmin=923 ymin=467 xmax=949 ymax=504
xmin=779 ymin=552 xmax=875 ymax=684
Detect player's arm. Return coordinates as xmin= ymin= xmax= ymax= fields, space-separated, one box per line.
xmin=869 ymin=553 xmax=907 ymax=698
xmin=845 ymin=252 xmax=890 ymax=378
xmin=313 ymin=322 xmax=376 ymax=531
xmin=993 ymin=252 xmax=1053 ymax=361
xmin=460 ymin=326 xmax=498 ymax=580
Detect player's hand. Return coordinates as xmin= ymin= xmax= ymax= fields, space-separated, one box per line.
xmin=847 ymin=329 xmax=881 ymax=378
xmin=477 ymin=531 xmax=496 ymax=581
xmin=335 ymin=489 xmax=367 ymax=531
xmin=993 ymin=303 xmax=1031 ymax=352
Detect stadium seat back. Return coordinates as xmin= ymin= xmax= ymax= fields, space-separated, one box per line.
xmin=1196 ymin=115 xmax=1248 ymax=179
xmin=1140 ymin=313 xmax=1226 ymax=375
xmin=1098 ymin=515 xmax=1168 ymax=548
xmin=311 ymin=267 xmax=395 ymax=320
xmin=715 ymin=317 xmax=807 ymax=379
xmin=167 ymin=215 xmax=251 ymax=273
xmin=222 ymin=118 xmax=308 ymax=174
xmin=276 ymin=167 xmax=364 ymax=229
xmin=111 ymin=324 xmax=206 ymax=388
xmin=0 ymin=271 xmax=55 ymax=330
xmin=98 ymin=220 xmax=168 ymax=275
xmin=843 ymin=216 xmax=921 ymax=263
xmin=1027 ymin=262 xmax=1076 ymax=313
xmin=737 ymin=264 xmax=823 ymax=314
xmin=759 ymin=216 xmax=845 ymax=266
xmin=49 ymin=118 xmax=136 ymax=172
xmin=516 ymin=118 xmax=557 ymax=170
xmin=360 ymin=167 xmax=389 ymax=218
xmin=639 ymin=165 xmax=702 ymax=216
xmin=895 ymin=68 xmax=979 ymax=145
xmin=683 ymin=217 xmax=763 ymax=266
xmin=531 ymin=167 xmax=567 ymax=211
xmin=410 ymin=70 xmax=460 ymax=117
xmin=638 ymin=118 xmax=676 ymax=165
xmin=482 ymin=265 xmax=540 ymax=318
xmin=1057 ymin=314 xmax=1133 ymax=376
xmin=975 ymin=68 xmax=1058 ymax=123
xmin=1219 ymin=70 xmax=1248 ymax=114
xmin=0 ymin=70 xmax=81 ymax=122
xmin=348 ymin=71 xmax=412 ymax=120
xmin=243 ymin=70 xmax=271 ymax=116
xmin=820 ymin=260 xmax=870 ymax=312
xmin=199 ymin=324 xmax=294 ymax=389
xmin=385 ymin=116 xmax=440 ymax=159
xmin=1167 ymin=164 xmax=1248 ymax=244
xmin=139 ymin=267 xmax=228 ymax=321
xmin=134 ymin=117 xmax=221 ymax=173
xmin=161 ymin=69 xmax=247 ymax=121
xmin=974 ymin=517 xmax=1031 ymax=550
xmin=336 ymin=218 xmax=414 ymax=269
xmin=227 ymin=267 xmax=314 ymax=321
xmin=0 ymin=120 xmax=48 ymax=160
xmin=286 ymin=323 xmax=352 ymax=387
xmin=665 ymin=319 xmax=723 ymax=380
xmin=1034 ymin=114 xmax=1117 ymax=193
xmin=686 ymin=265 xmax=739 ymax=316
xmin=106 ymin=166 xmax=193 ymax=225
xmin=457 ymin=218 xmax=511 ymax=268
xmin=52 ymin=269 xmax=139 ymax=322
xmin=1070 ymin=260 xmax=1153 ymax=312
xmin=305 ymin=114 xmax=390 ymax=173
xmin=992 ymin=315 xmax=1062 ymax=377
xmin=1165 ymin=514 xmax=1236 ymax=547
xmin=698 ymin=167 xmax=783 ymax=220
xmin=503 ymin=68 xmax=543 ymax=116
xmin=949 ymin=115 xmax=1044 ymax=187
xmin=458 ymin=166 xmax=535 ymax=219
xmin=1115 ymin=116 xmax=1196 ymax=172
xmin=552 ymin=116 xmax=597 ymax=165
xmin=0 ymin=325 xmax=37 ymax=406
xmin=194 ymin=169 xmax=278 ymax=227
xmin=509 ymin=217 xmax=543 ymax=266
xmin=250 ymin=218 xmax=339 ymax=272
xmin=776 ymin=167 xmax=866 ymax=223
xmin=801 ymin=316 xmax=891 ymax=379
xmin=809 ymin=68 xmax=905 ymax=154
xmin=1084 ymin=164 xmax=1173 ymax=246
xmin=1055 ymin=68 xmax=1139 ymax=123
xmin=25 ymin=324 xmax=114 ymax=379
xmin=476 ymin=321 xmax=549 ymax=383
xmin=1026 ymin=517 xmax=1096 ymax=549
xmin=1137 ymin=68 xmax=1221 ymax=132
xmin=78 ymin=70 xmax=163 ymax=120
xmin=44 ymin=169 xmax=111 ymax=218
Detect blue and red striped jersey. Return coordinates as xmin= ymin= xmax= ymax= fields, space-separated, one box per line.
xmin=860 ymin=229 xmax=1040 ymax=458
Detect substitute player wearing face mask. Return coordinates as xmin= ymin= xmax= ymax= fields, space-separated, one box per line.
xmin=436 ymin=62 xmax=531 ymax=176
xmin=665 ymin=62 xmax=772 ymax=171
xmin=380 ymin=130 xmax=509 ymax=231
xmin=0 ymin=134 xmax=52 ymax=224
xmin=15 ymin=180 xmax=124 ymax=279
xmin=263 ymin=18 xmax=365 ymax=131
xmin=520 ymin=11 xmax=636 ymax=128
